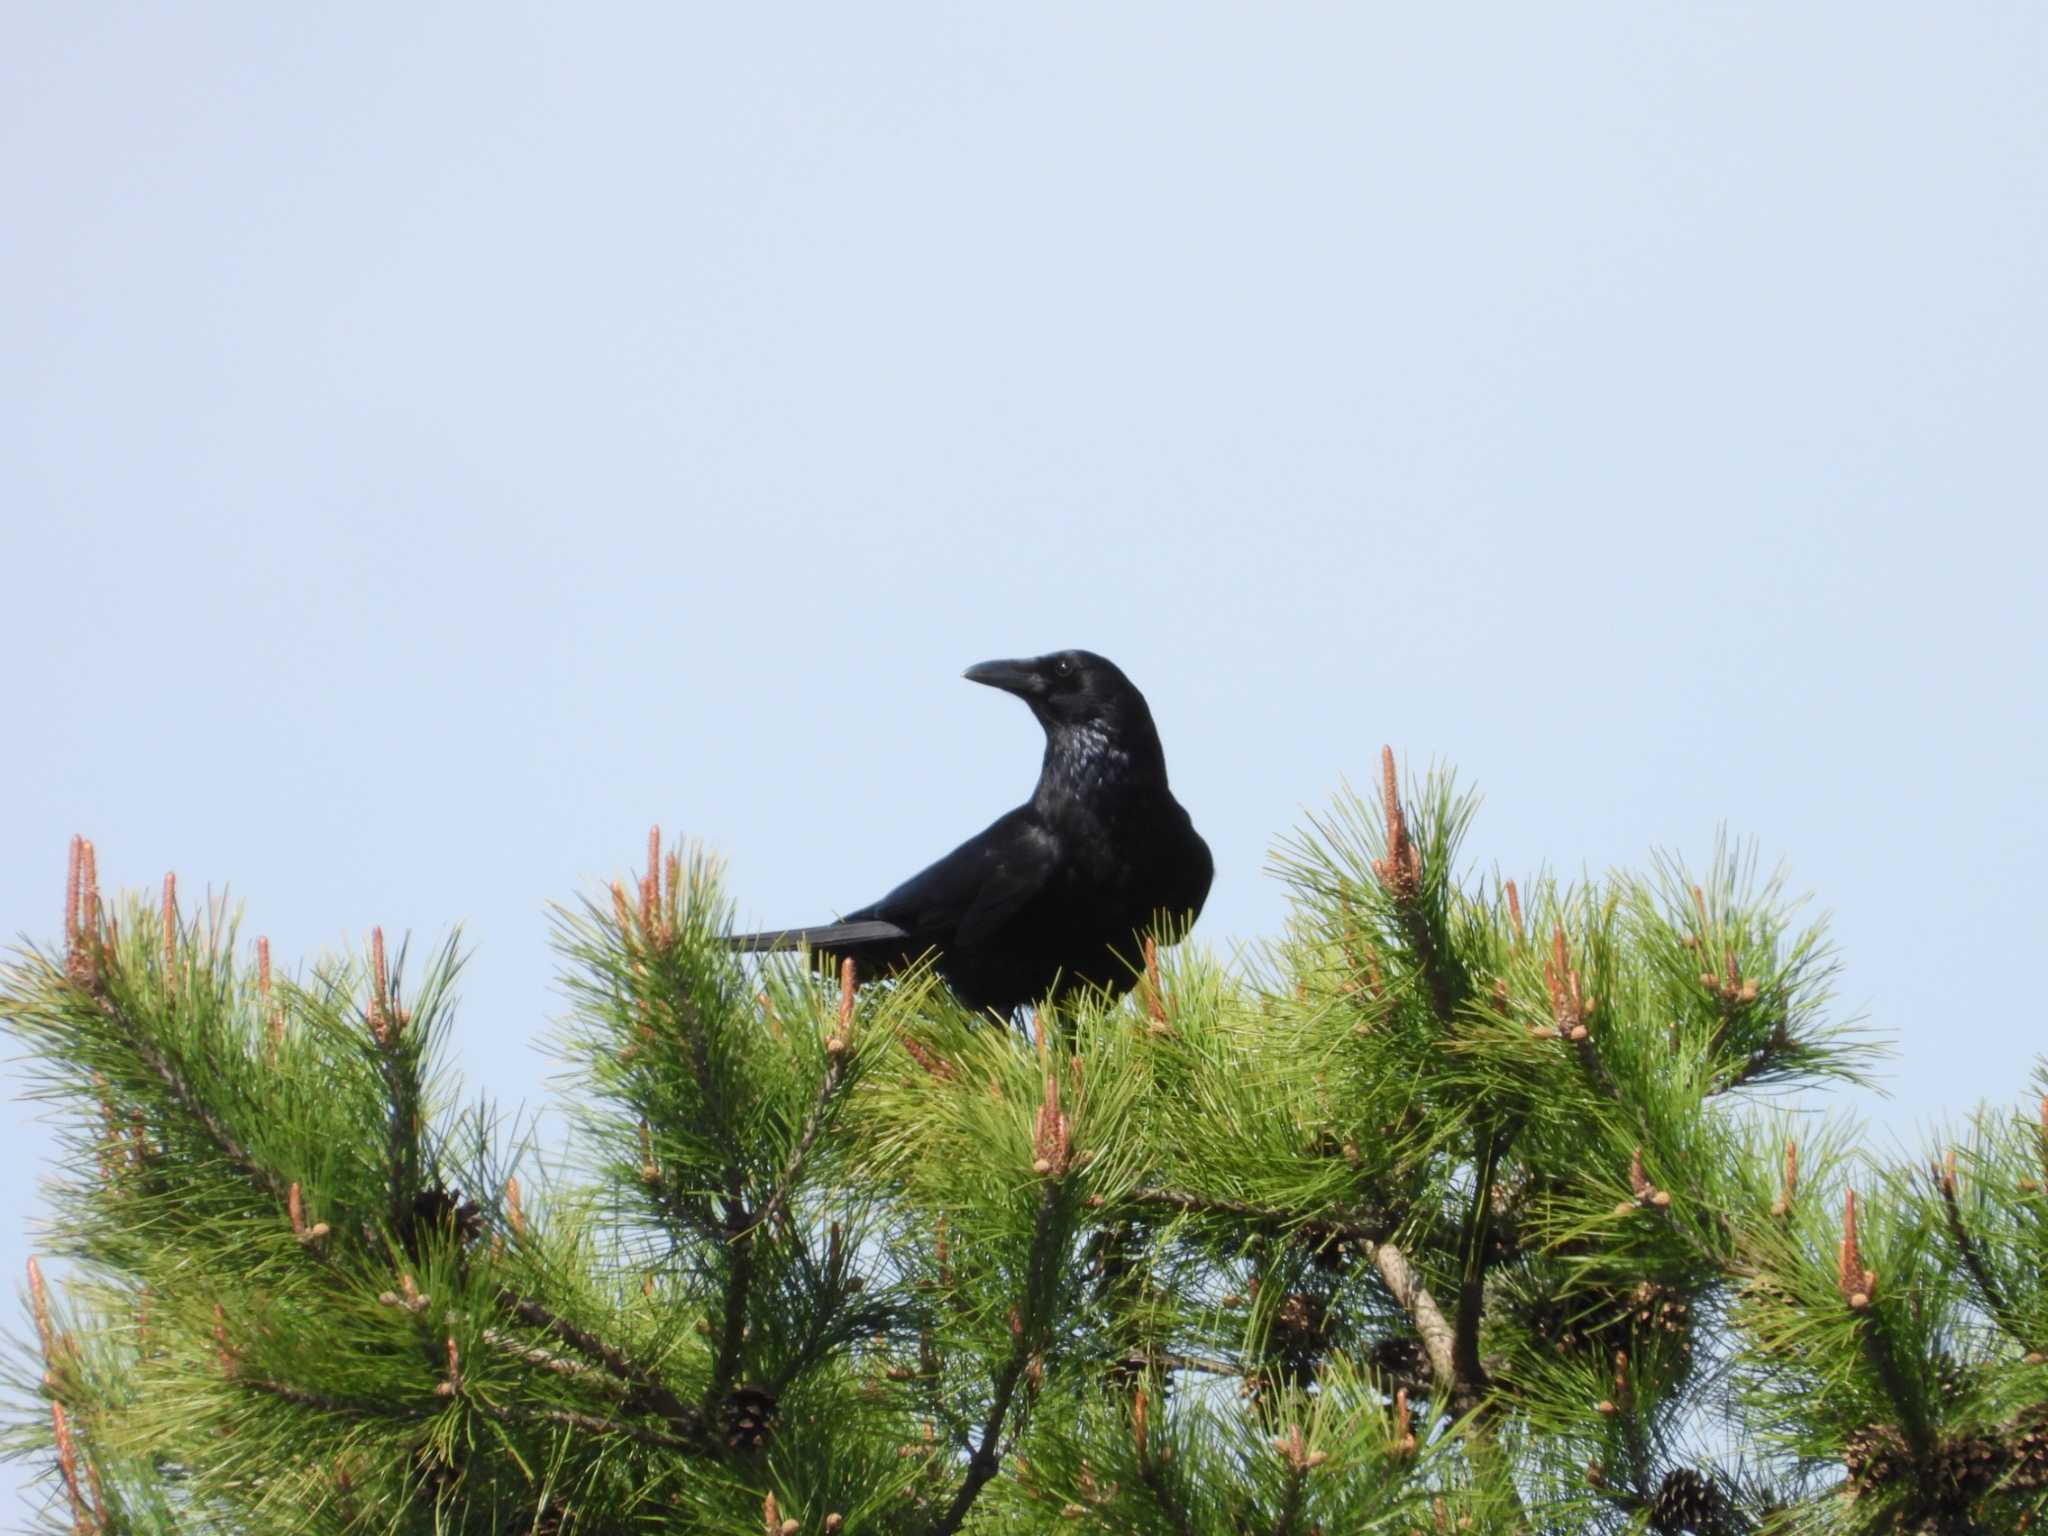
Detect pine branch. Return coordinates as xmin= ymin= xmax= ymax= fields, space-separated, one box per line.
xmin=1855 ymin=1313 xmax=1931 ymax=1459
xmin=479 ymin=1328 xmax=614 ymax=1384
xmin=1126 ymin=1186 xmax=1391 ymax=1246
xmin=1546 ymin=923 xmax=1619 ymax=1102
xmin=85 ymin=986 xmax=289 ymax=1206
xmin=1269 ymin=1462 xmax=1309 ymax=1536
xmin=1138 ymin=1455 xmax=1200 ymax=1536
xmin=629 ymin=849 xmax=763 ymax=1414
xmin=242 ymin=1375 xmax=426 ymax=1422
xmin=1837 ymin=1191 xmax=1931 ymax=1460
xmin=1450 ymin=1129 xmax=1504 ymax=1412
xmin=364 ymin=930 xmax=424 ymax=1239
xmin=927 ymin=1183 xmax=1065 ymax=1536
xmin=1372 ymin=750 xmax=1464 ymax=1025
xmin=48 ymin=1399 xmax=103 ymax=1536
xmin=709 ymin=1187 xmax=754 ymax=1406
xmin=494 ymin=1290 xmax=708 ymax=1443
xmin=1370 ymin=1237 xmax=1526 ymax=1517
xmin=1704 ymin=1029 xmax=1794 ymax=1098
xmin=754 ymin=1064 xmax=841 ymax=1244
xmin=675 ymin=990 xmax=729 ymax=1154
xmin=752 ymin=960 xmax=855 ymax=1243
xmin=360 ymin=1324 xmax=714 ymax=1457
xmin=1369 ymin=1240 xmax=1460 ymax=1403
xmin=638 ymin=1157 xmax=725 ymax=1244
xmin=1126 ymin=1386 xmax=1200 ymax=1535
xmin=1931 ymin=1154 xmax=2035 ymax=1352
xmin=474 ymin=1396 xmax=707 ymax=1453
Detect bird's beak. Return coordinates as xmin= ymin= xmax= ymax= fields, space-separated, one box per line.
xmin=963 ymin=658 xmax=1044 ymax=699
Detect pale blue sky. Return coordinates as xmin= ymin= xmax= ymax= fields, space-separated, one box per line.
xmin=4 ymin=4 xmax=2045 ymax=1519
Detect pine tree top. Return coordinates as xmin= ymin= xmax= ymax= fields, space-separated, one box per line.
xmin=7 ymin=770 xmax=2046 ymax=1535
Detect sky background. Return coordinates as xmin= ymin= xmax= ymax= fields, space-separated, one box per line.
xmin=3 ymin=3 xmax=2045 ymax=1520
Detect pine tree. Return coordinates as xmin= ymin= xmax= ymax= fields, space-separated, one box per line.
xmin=6 ymin=756 xmax=2047 ymax=1533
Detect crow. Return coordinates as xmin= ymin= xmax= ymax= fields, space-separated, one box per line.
xmin=727 ymin=650 xmax=1212 ymax=1018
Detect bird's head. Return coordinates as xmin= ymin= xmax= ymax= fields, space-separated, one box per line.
xmin=963 ymin=650 xmax=1159 ymax=750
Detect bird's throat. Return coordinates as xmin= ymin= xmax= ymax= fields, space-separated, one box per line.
xmin=1035 ymin=722 xmax=1159 ymax=814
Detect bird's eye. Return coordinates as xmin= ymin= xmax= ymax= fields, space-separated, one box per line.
xmin=1053 ymin=658 xmax=1074 ymax=679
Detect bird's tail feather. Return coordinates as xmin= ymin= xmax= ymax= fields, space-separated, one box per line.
xmin=725 ymin=920 xmax=910 ymax=954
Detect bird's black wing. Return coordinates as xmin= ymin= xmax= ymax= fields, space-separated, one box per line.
xmin=849 ymin=807 xmax=1058 ymax=950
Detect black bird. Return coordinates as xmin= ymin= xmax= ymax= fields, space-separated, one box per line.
xmin=728 ymin=650 xmax=1212 ymax=1018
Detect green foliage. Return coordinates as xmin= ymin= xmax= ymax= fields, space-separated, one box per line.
xmin=4 ymin=765 xmax=2045 ymax=1535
